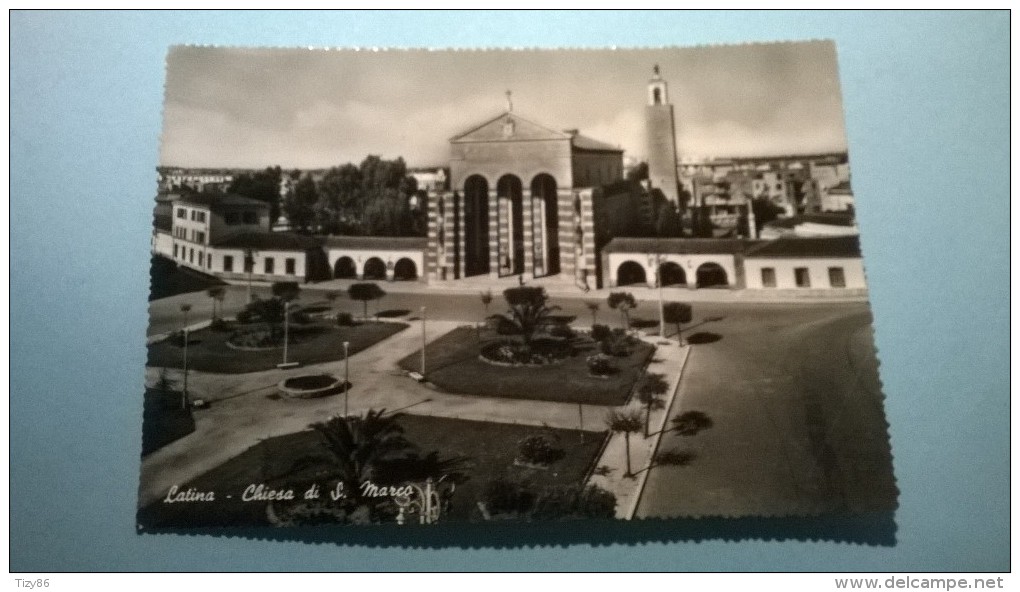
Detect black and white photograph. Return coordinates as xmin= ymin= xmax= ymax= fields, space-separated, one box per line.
xmin=139 ymin=42 xmax=897 ymax=530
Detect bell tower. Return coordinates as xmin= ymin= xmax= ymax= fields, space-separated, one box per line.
xmin=645 ymin=64 xmax=680 ymax=204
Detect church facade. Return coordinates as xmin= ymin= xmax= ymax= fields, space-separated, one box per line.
xmin=426 ymin=99 xmax=624 ymax=288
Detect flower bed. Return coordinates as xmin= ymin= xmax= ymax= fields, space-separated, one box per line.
xmin=277 ymin=374 xmax=345 ymax=399
xmin=479 ymin=338 xmax=572 ymax=367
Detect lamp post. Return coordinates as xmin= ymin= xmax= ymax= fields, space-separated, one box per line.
xmin=244 ymin=247 xmax=257 ymax=303
xmin=420 ymin=306 xmax=427 ymax=379
xmin=648 ymin=253 xmax=665 ymax=338
xmin=180 ymin=303 xmax=192 ymax=410
xmin=282 ymin=301 xmax=290 ymax=365
xmin=343 ymin=341 xmax=350 ymax=417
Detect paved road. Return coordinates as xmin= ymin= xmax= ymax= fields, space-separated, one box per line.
xmin=635 ymin=302 xmax=897 ymax=518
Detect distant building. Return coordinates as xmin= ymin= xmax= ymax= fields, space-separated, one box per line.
xmin=759 ymin=212 xmax=859 ymax=239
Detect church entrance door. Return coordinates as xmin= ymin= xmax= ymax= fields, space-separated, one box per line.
xmin=463 ymin=175 xmax=490 ymax=277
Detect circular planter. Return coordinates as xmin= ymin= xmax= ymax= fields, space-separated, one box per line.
xmin=277 ymin=374 xmax=345 ymax=399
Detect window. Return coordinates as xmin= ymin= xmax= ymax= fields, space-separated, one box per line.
xmin=285 ymin=258 xmax=296 ymax=275
xmin=225 ymin=212 xmax=241 ymax=225
xmin=761 ymin=267 xmax=777 ymax=288
xmin=198 ymin=252 xmax=204 ymax=267
xmin=828 ymin=267 xmax=846 ymax=288
xmin=794 ymin=267 xmax=811 ymax=288
xmin=264 ymin=257 xmax=274 ymax=275
xmin=195 ymin=231 xmax=206 ymax=244
xmin=173 ymin=244 xmax=178 ymax=258
xmin=190 ymin=210 xmax=197 ymax=221
xmin=242 ymin=211 xmax=258 ymax=224
xmin=176 ymin=208 xmax=186 ymax=219
xmin=196 ymin=211 xmax=206 ymax=223
xmin=223 ymin=255 xmax=233 ymax=273
xmin=189 ymin=248 xmax=194 ymax=264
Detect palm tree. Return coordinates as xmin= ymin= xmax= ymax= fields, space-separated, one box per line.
xmin=605 ymin=408 xmax=644 ymax=477
xmin=206 ymin=286 xmax=226 ymax=322
xmin=308 ymin=409 xmax=413 ymax=489
xmin=585 ymin=301 xmax=600 ymax=326
xmin=637 ymin=373 xmax=670 ymax=437
xmin=491 ymin=286 xmax=559 ymax=347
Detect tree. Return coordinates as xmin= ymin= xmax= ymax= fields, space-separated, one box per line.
xmin=663 ymin=302 xmax=693 ymax=344
xmin=491 ymin=286 xmax=560 ymax=347
xmin=626 ymin=161 xmax=649 ymax=182
xmin=751 ymin=196 xmax=785 ymax=234
xmin=243 ymin=297 xmax=287 ymax=339
xmin=206 ymin=286 xmax=226 ymax=322
xmin=229 ymin=166 xmax=283 ymax=224
xmin=325 ymin=291 xmax=341 ymax=312
xmin=348 ymin=283 xmax=386 ymax=319
xmin=585 ymin=301 xmax=600 ymax=326
xmin=637 ymin=373 xmax=670 ymax=437
xmin=605 ymin=408 xmax=644 ymax=477
xmin=271 ymin=281 xmax=301 ymax=303
xmin=283 ymin=174 xmax=318 ymax=233
xmin=607 ymin=292 xmax=637 ymax=330
xmin=307 ymin=409 xmax=414 ymax=491
xmin=654 ymin=200 xmax=683 ymax=237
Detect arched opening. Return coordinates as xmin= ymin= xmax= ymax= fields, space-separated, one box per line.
xmin=616 ymin=261 xmax=647 ymax=286
xmin=363 ymin=257 xmax=386 ymax=280
xmin=659 ymin=261 xmax=686 ymax=286
xmin=463 ymin=175 xmax=490 ymax=277
xmin=497 ymin=174 xmax=524 ymax=275
xmin=531 ymin=173 xmax=560 ymax=277
xmin=393 ymin=258 xmax=417 ymax=281
xmin=333 ymin=256 xmax=356 ymax=279
xmin=653 ymin=87 xmax=662 ymax=104
xmin=696 ymin=262 xmax=729 ymax=288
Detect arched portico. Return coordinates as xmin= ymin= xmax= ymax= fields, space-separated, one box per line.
xmin=497 ymin=174 xmax=524 ymax=276
xmin=393 ymin=258 xmax=417 ymax=281
xmin=696 ymin=262 xmax=729 ymax=288
xmin=363 ymin=257 xmax=386 ymax=280
xmin=659 ymin=261 xmax=686 ymax=286
xmin=333 ymin=256 xmax=356 ymax=279
xmin=463 ymin=175 xmax=490 ymax=277
xmin=616 ymin=261 xmax=648 ymax=286
xmin=530 ymin=173 xmax=560 ymax=277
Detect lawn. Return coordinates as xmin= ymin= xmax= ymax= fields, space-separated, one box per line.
xmin=148 ymin=254 xmax=226 ymax=301
xmin=147 ymin=320 xmax=407 ymax=374
xmin=141 ymin=387 xmax=195 ymax=456
xmin=136 ymin=414 xmax=607 ymax=528
xmin=397 ymin=326 xmax=655 ymax=406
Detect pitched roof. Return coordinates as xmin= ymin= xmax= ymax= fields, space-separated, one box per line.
xmin=744 ymin=236 xmax=861 ymax=259
xmin=602 ymin=238 xmax=747 ymax=255
xmin=450 ymin=111 xmax=570 ymax=143
xmin=211 ymin=231 xmax=322 ymax=250
xmin=571 ymin=134 xmax=624 ymax=153
xmin=323 ymin=236 xmax=428 ymax=250
xmin=177 ymin=193 xmax=269 ymax=210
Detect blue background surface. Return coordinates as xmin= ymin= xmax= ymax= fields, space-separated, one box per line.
xmin=10 ymin=10 xmax=1009 ymax=571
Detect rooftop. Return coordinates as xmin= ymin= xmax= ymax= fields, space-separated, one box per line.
xmin=211 ymin=231 xmax=322 ymax=251
xmin=177 ymin=192 xmax=269 ymax=210
xmin=744 ymin=236 xmax=861 ymax=259
xmin=764 ymin=212 xmax=857 ymax=229
xmin=323 ymin=236 xmax=428 ymax=250
xmin=602 ymin=237 xmax=747 ymax=255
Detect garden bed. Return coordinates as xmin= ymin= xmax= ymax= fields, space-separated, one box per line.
xmin=136 ymin=414 xmax=607 ymax=528
xmin=277 ymin=374 xmax=346 ymax=399
xmin=398 ymin=326 xmax=655 ymax=406
xmin=147 ymin=320 xmax=407 ymax=374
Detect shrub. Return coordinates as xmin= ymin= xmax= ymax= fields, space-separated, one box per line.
xmin=482 ymin=477 xmax=535 ymax=516
xmin=209 ymin=318 xmax=231 ymax=332
xmin=236 ymin=308 xmax=256 ymax=324
xmin=586 ymin=353 xmax=616 ymax=376
xmin=599 ymin=334 xmax=632 ymax=357
xmin=590 ymin=324 xmax=612 ymax=343
xmin=531 ymin=484 xmax=617 ymax=520
xmin=336 ymin=312 xmax=355 ymax=326
xmin=229 ymin=329 xmax=278 ymax=349
xmin=517 ymin=434 xmax=565 ymax=466
xmin=548 ymin=323 xmax=575 ymax=339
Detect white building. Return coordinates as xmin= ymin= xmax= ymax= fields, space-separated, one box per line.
xmin=743 ymin=236 xmax=866 ymax=290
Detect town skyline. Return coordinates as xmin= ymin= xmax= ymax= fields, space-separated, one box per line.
xmin=161 ymin=42 xmax=849 ymax=170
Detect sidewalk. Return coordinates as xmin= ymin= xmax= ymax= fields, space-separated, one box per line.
xmin=586 ymin=335 xmax=692 ymax=519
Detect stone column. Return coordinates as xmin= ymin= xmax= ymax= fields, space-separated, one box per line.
xmin=488 ymin=189 xmax=500 ymax=279
xmin=521 ymin=189 xmax=534 ymax=278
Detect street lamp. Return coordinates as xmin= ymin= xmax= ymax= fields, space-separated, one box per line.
xmin=244 ymin=247 xmax=257 ymax=303
xmin=343 ymin=341 xmax=350 ymax=417
xmin=180 ymin=303 xmax=192 ymax=410
xmin=282 ymin=301 xmax=290 ymax=365
xmin=647 ymin=253 xmax=665 ymax=338
xmin=420 ymin=306 xmax=427 ymax=379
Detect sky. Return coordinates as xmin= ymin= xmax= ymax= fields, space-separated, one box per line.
xmin=160 ymin=42 xmax=848 ymax=169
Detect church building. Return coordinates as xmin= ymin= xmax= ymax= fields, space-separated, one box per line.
xmin=426 ymin=93 xmax=624 ymax=287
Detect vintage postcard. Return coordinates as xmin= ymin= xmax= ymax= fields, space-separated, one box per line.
xmin=140 ymin=42 xmax=897 ymax=532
